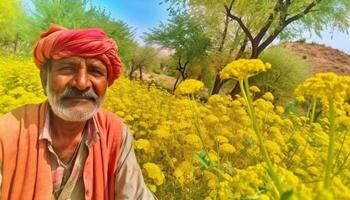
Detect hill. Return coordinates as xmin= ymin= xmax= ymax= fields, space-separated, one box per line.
xmin=283 ymin=42 xmax=350 ymax=76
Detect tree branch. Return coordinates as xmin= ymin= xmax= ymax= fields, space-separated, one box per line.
xmin=227 ymin=0 xmax=235 ymax=11
xmin=218 ymin=14 xmax=230 ymax=52
xmin=254 ymin=0 xmax=282 ymax=43
xmin=235 ymin=36 xmax=248 ymax=59
xmin=224 ymin=4 xmax=254 ymax=44
xmin=257 ymin=0 xmax=321 ymax=55
xmin=257 ymin=27 xmax=284 ymax=54
xmin=285 ymin=0 xmax=321 ymax=25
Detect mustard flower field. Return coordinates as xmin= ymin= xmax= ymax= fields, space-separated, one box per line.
xmin=1 ymin=55 xmax=350 ymax=200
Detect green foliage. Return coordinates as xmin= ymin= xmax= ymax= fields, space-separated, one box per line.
xmin=0 ymin=0 xmax=29 ymax=52
xmin=0 ymin=0 xmax=22 ymax=33
xmin=144 ymin=12 xmax=211 ymax=78
xmin=0 ymin=0 xmax=136 ymax=62
xmin=166 ymin=0 xmax=350 ymax=40
xmin=251 ymin=47 xmax=309 ymax=102
xmin=128 ymin=45 xmax=161 ymax=79
xmin=28 ymin=0 xmax=135 ymax=60
xmin=162 ymin=0 xmax=350 ymax=94
xmin=131 ymin=46 xmax=160 ymax=72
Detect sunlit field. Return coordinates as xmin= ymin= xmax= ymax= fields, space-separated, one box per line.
xmin=1 ymin=55 xmax=349 ymax=199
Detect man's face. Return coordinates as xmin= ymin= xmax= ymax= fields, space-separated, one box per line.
xmin=45 ymin=56 xmax=108 ymax=121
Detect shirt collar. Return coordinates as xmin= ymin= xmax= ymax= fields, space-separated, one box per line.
xmin=39 ymin=108 xmax=100 ymax=147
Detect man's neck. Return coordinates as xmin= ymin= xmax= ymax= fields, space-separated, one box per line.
xmin=49 ymin=109 xmax=86 ymax=141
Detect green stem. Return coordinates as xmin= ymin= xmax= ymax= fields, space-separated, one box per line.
xmin=242 ymin=78 xmax=284 ymax=195
xmin=324 ymin=99 xmax=335 ymax=189
xmin=238 ymin=80 xmax=252 ymax=117
xmin=310 ymin=97 xmax=317 ymax=123
xmin=190 ymin=95 xmax=208 ymax=152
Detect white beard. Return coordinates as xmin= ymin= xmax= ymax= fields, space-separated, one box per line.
xmin=45 ymin=76 xmax=102 ymax=122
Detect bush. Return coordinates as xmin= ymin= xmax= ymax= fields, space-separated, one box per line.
xmin=252 ymin=47 xmax=309 ymax=103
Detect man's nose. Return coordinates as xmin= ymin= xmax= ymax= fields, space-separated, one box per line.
xmin=73 ymin=68 xmax=92 ymax=90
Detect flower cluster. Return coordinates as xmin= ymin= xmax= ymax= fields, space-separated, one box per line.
xmin=294 ymin=72 xmax=349 ymax=103
xmin=219 ymin=59 xmax=272 ymax=80
xmin=174 ymin=79 xmax=204 ymax=96
xmin=143 ymin=162 xmax=165 ymax=187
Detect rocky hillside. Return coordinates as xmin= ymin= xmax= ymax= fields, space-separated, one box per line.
xmin=283 ymin=42 xmax=350 ymax=76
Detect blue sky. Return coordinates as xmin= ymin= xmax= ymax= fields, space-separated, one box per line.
xmin=93 ymin=0 xmax=350 ymax=53
xmin=92 ymin=0 xmax=170 ymax=42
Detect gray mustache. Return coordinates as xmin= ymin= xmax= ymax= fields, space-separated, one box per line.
xmin=60 ymin=87 xmax=99 ymax=100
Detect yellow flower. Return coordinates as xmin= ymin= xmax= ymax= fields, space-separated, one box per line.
xmin=184 ymin=134 xmax=203 ymax=149
xmin=215 ymin=135 xmax=229 ymax=144
xmin=260 ymin=194 xmax=270 ymax=200
xmin=275 ymin=106 xmax=284 ymax=114
xmin=147 ymin=184 xmax=157 ymax=193
xmin=134 ymin=139 xmax=150 ymax=152
xmin=295 ymin=72 xmax=349 ymax=102
xmin=143 ymin=162 xmax=165 ymax=186
xmin=206 ymin=114 xmax=220 ymax=124
xmin=219 ymin=59 xmax=272 ymax=80
xmin=208 ymin=94 xmax=225 ymax=104
xmin=174 ymin=161 xmax=195 ymax=185
xmin=219 ymin=143 xmax=236 ymax=154
xmin=262 ymin=92 xmax=274 ymax=101
xmin=208 ymin=150 xmax=219 ymax=162
xmin=154 ymin=126 xmax=170 ymax=138
xmin=175 ymin=79 xmax=204 ymax=95
xmin=249 ymin=85 xmax=261 ymax=93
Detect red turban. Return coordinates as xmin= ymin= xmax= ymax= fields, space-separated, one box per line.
xmin=33 ymin=24 xmax=122 ymax=86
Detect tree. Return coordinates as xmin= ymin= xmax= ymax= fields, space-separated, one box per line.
xmin=162 ymin=1 xmax=246 ymax=94
xmin=164 ymin=0 xmax=350 ymax=95
xmin=145 ymin=12 xmax=211 ymax=91
xmin=0 ymin=0 xmax=27 ymax=53
xmin=129 ymin=46 xmax=160 ymax=80
xmin=19 ymin=0 xmax=136 ymax=61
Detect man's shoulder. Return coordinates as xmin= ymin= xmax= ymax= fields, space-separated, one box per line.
xmin=0 ymin=105 xmax=27 ymax=132
xmin=96 ymin=107 xmax=124 ymax=123
xmin=0 ymin=103 xmax=44 ymax=137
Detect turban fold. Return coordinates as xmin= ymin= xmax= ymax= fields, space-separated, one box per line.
xmin=33 ymin=24 xmax=122 ymax=86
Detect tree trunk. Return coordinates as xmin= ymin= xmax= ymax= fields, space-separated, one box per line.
xmin=211 ymin=74 xmax=225 ymax=95
xmin=139 ymin=65 xmax=143 ymax=80
xmin=179 ymin=68 xmax=186 ymax=80
xmin=250 ymin=42 xmax=259 ymax=59
xmin=229 ymin=81 xmax=240 ymax=99
xmin=13 ymin=34 xmax=19 ymax=53
xmin=129 ymin=61 xmax=136 ymax=80
xmin=173 ymin=75 xmax=181 ymax=92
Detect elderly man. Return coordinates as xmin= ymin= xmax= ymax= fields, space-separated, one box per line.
xmin=0 ymin=25 xmax=155 ymax=200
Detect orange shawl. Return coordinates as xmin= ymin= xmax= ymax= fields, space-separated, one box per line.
xmin=0 ymin=102 xmax=122 ymax=200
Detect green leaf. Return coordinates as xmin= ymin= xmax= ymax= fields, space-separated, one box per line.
xmin=280 ymin=190 xmax=294 ymax=200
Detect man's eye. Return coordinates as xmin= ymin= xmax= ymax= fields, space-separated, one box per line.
xmin=58 ymin=66 xmax=75 ymax=73
xmin=90 ymin=68 xmax=104 ymax=76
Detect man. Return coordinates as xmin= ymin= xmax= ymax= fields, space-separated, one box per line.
xmin=0 ymin=24 xmax=156 ymax=200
